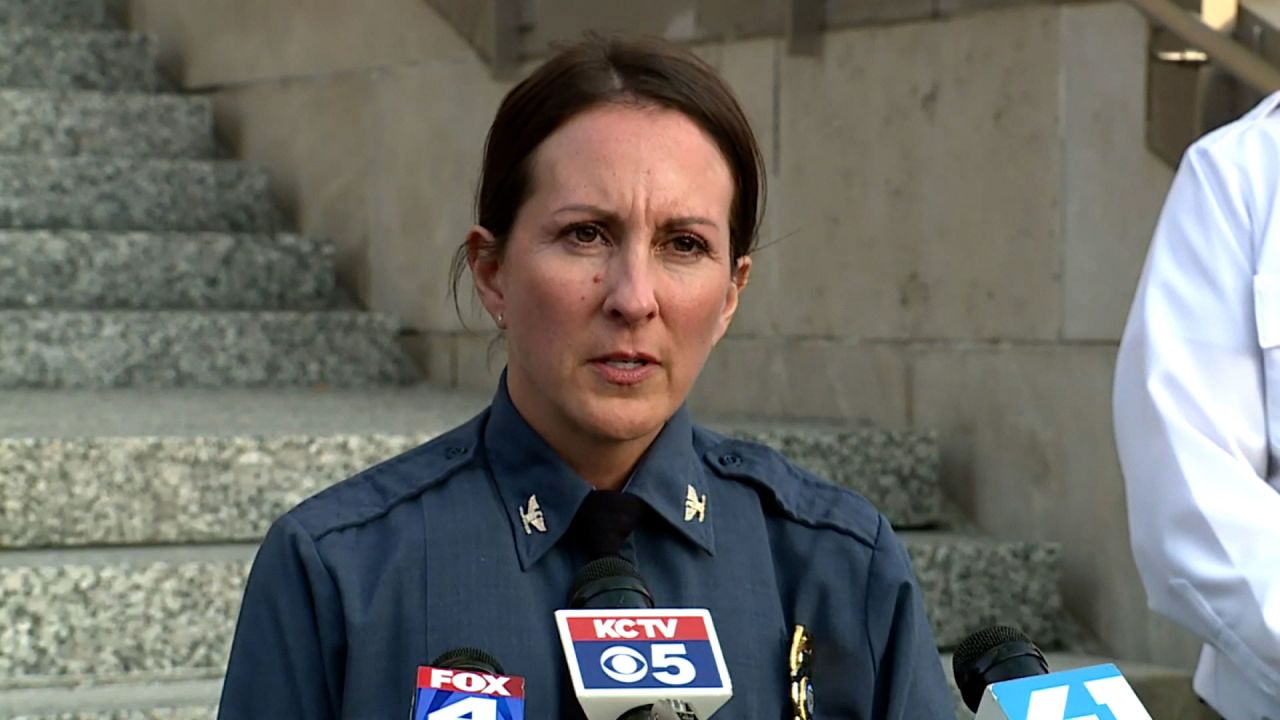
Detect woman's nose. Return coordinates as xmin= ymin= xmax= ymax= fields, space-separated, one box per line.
xmin=601 ymin=251 xmax=659 ymax=325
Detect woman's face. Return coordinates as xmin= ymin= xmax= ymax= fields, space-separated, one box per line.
xmin=471 ymin=103 xmax=750 ymax=452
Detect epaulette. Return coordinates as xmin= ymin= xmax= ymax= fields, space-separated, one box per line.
xmin=287 ymin=409 xmax=490 ymax=539
xmin=695 ymin=427 xmax=881 ymax=549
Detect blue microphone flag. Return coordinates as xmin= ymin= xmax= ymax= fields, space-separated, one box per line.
xmin=975 ymin=663 xmax=1151 ymax=720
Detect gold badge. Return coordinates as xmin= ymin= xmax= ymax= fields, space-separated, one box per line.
xmin=684 ymin=485 xmax=707 ymax=523
xmin=790 ymin=625 xmax=814 ymax=720
xmin=519 ymin=495 xmax=546 ymax=535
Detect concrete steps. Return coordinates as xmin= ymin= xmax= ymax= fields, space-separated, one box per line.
xmin=0 ymin=538 xmax=1058 ymax=690
xmin=0 ymin=387 xmax=489 ymax=546
xmin=0 ymin=90 xmax=214 ymax=158
xmin=0 ymin=547 xmax=249 ymax=690
xmin=0 ymin=679 xmax=218 ymax=720
xmin=0 ymin=158 xmax=276 ymax=232
xmin=0 ymin=232 xmax=336 ymax=310
xmin=727 ymin=423 xmax=941 ymax=528
xmin=0 ymin=388 xmax=945 ymax=548
xmin=0 ymin=0 xmax=1203 ymax=715
xmin=0 ymin=386 xmax=1063 ymax=701
xmin=0 ymin=385 xmax=1169 ymax=713
xmin=0 ymin=28 xmax=156 ymax=92
xmin=905 ymin=531 xmax=1064 ymax=650
xmin=0 ymin=4 xmax=393 ymax=715
xmin=0 ymin=648 xmax=1216 ymax=720
xmin=4 ymin=709 xmax=215 ymax=720
xmin=0 ymin=311 xmax=417 ymax=388
xmin=0 ymin=0 xmax=115 ymax=29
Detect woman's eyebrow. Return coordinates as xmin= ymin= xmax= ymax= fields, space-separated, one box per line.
xmin=553 ymin=203 xmax=616 ymax=221
xmin=662 ymin=215 xmax=720 ymax=231
xmin=553 ymin=204 xmax=720 ymax=231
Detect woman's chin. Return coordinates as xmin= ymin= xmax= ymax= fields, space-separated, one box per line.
xmin=572 ymin=395 xmax=672 ymax=443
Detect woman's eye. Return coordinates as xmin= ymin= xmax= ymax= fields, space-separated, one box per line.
xmin=570 ymin=224 xmax=603 ymax=244
xmin=669 ymin=235 xmax=708 ymax=255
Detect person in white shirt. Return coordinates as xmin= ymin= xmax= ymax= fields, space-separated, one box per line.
xmin=1114 ymin=92 xmax=1280 ymax=720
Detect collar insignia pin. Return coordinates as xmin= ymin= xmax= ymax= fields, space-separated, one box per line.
xmin=684 ymin=485 xmax=707 ymax=523
xmin=519 ymin=494 xmax=546 ymax=535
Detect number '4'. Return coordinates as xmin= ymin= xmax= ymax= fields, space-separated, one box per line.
xmin=1025 ymin=677 xmax=1153 ymax=720
xmin=427 ymin=697 xmax=496 ymax=720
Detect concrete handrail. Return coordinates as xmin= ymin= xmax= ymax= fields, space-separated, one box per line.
xmin=1127 ymin=0 xmax=1280 ymax=92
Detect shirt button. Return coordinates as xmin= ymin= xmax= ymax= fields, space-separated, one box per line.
xmin=445 ymin=446 xmax=466 ymax=459
xmin=720 ymin=453 xmax=742 ymax=467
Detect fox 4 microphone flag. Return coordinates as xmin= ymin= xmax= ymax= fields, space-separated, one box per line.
xmin=412 ymin=665 xmax=526 ymax=720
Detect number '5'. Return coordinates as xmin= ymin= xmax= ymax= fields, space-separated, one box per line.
xmin=651 ymin=643 xmax=697 ymax=686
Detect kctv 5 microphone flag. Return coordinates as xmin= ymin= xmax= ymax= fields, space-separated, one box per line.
xmin=954 ymin=626 xmax=1153 ymax=720
xmin=555 ymin=608 xmax=732 ymax=720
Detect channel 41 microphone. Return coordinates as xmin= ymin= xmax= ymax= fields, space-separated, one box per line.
xmin=556 ymin=557 xmax=732 ymax=720
xmin=411 ymin=647 xmax=525 ymax=720
xmin=953 ymin=626 xmax=1153 ymax=720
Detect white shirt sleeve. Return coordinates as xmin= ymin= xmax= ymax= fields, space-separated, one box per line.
xmin=1114 ymin=135 xmax=1280 ymax=698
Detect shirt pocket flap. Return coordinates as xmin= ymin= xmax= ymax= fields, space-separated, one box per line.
xmin=1254 ymin=274 xmax=1280 ymax=349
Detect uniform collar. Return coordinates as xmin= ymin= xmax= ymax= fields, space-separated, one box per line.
xmin=621 ymin=398 xmax=716 ymax=558
xmin=483 ymin=372 xmax=715 ymax=570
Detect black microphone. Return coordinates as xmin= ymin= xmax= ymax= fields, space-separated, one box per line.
xmin=569 ymin=555 xmax=655 ymax=609
xmin=570 ymin=557 xmax=665 ymax=719
xmin=626 ymin=701 xmax=700 ymax=719
xmin=952 ymin=625 xmax=1050 ymax=712
xmin=430 ymin=647 xmax=506 ymax=674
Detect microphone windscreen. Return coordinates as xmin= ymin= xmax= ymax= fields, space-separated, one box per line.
xmin=570 ymin=556 xmax=655 ymax=609
xmin=430 ymin=647 xmax=505 ymax=675
xmin=953 ymin=625 xmax=1049 ymax=712
xmin=953 ymin=625 xmax=1030 ymax=673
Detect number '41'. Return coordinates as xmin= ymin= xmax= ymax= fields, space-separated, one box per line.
xmin=1025 ymin=676 xmax=1152 ymax=720
xmin=427 ymin=697 xmax=497 ymax=720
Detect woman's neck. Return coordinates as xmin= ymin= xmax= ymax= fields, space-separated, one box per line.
xmin=506 ymin=377 xmax=661 ymax=491
xmin=560 ymin=436 xmax=655 ymax=491
xmin=540 ymin=416 xmax=661 ymax=491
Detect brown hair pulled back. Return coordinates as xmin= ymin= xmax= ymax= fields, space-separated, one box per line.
xmin=449 ymin=34 xmax=765 ymax=310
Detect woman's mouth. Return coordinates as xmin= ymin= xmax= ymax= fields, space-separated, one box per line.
xmin=604 ymin=359 xmax=648 ymax=369
xmin=590 ymin=355 xmax=659 ymax=385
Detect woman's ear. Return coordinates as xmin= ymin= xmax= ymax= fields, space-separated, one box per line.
xmin=467 ymin=226 xmax=506 ymax=328
xmin=713 ymin=255 xmax=752 ymax=345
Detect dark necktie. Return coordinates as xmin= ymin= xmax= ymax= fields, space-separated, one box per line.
xmin=562 ymin=490 xmax=648 ymax=719
xmin=565 ymin=490 xmax=648 ymax=560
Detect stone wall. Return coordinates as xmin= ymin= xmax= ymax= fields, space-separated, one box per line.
xmin=123 ymin=0 xmax=1204 ymax=667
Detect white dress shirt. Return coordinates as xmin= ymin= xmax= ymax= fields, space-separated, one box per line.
xmin=1115 ymin=91 xmax=1280 ymax=720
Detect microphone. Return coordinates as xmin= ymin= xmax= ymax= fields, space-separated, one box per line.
xmin=953 ymin=626 xmax=1153 ymax=720
xmin=557 ymin=557 xmax=732 ymax=720
xmin=412 ymin=647 xmax=526 ymax=720
xmin=953 ymin=626 xmax=1050 ymax=712
xmin=571 ymin=555 xmax=655 ymax=609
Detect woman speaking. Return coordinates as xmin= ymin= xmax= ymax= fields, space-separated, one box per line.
xmin=218 ymin=35 xmax=954 ymax=719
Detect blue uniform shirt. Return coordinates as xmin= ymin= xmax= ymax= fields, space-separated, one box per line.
xmin=218 ymin=378 xmax=956 ymax=718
